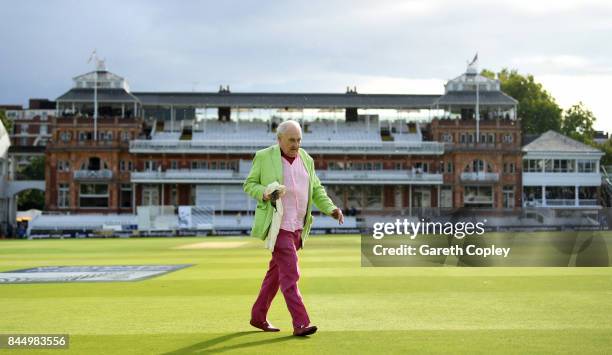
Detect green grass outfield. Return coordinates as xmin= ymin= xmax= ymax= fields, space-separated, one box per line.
xmin=1 ymin=233 xmax=612 ymax=354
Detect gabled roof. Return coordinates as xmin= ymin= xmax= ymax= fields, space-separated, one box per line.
xmin=522 ymin=130 xmax=602 ymax=154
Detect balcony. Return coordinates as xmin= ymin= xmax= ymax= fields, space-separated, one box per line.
xmin=460 ymin=172 xmax=499 ymax=182
xmin=523 ymin=172 xmax=601 ymax=186
xmin=524 ymin=199 xmax=599 ymax=208
xmin=317 ymin=170 xmax=443 ymax=185
xmin=130 ymin=169 xmax=443 ymax=185
xmin=74 ymin=169 xmax=113 ymax=181
xmin=129 ymin=140 xmax=445 ymax=155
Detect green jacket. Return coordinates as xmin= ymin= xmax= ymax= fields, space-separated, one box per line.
xmin=243 ymin=144 xmax=337 ymax=245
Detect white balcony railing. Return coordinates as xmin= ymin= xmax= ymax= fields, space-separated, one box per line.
xmin=131 ymin=169 xmax=443 ymax=185
xmin=74 ymin=169 xmax=113 ymax=180
xmin=523 ymin=199 xmax=600 ymax=208
xmin=460 ymin=172 xmax=499 ymax=182
xmin=129 ymin=140 xmax=445 ymax=155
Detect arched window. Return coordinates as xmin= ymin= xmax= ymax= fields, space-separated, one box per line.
xmin=81 ymin=157 xmax=107 ymax=171
xmin=464 ymin=159 xmax=494 ymax=173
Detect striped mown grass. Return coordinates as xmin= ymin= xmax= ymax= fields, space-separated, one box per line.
xmin=1 ymin=233 xmax=612 ymax=354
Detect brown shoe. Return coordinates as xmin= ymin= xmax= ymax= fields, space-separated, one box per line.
xmin=293 ymin=325 xmax=317 ymax=336
xmin=250 ymin=319 xmax=280 ymax=332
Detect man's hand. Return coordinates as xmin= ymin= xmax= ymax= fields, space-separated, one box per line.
xmin=263 ymin=190 xmax=280 ymax=202
xmin=331 ymin=208 xmax=344 ymax=225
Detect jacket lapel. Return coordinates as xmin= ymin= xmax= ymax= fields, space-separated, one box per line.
xmin=272 ymin=144 xmax=283 ymax=184
xmin=298 ymin=148 xmax=313 ymax=203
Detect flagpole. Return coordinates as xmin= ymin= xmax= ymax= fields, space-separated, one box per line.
xmin=94 ymin=65 xmax=98 ymax=141
xmin=476 ymin=81 xmax=479 ymax=143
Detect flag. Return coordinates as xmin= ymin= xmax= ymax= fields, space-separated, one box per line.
xmin=87 ymin=49 xmax=97 ymax=64
xmin=469 ymin=52 xmax=478 ymax=66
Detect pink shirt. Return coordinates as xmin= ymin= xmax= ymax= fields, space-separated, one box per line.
xmin=280 ymin=154 xmax=309 ymax=232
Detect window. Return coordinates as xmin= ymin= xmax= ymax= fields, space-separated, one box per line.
xmin=170 ymin=160 xmax=179 ymax=170
xmin=120 ymin=184 xmax=132 ymax=208
xmin=58 ymin=184 xmax=70 ymax=208
xmin=503 ymin=185 xmax=515 ymax=209
xmin=20 ymin=124 xmax=29 ymax=133
xmin=120 ymin=160 xmax=126 ymax=172
xmin=40 ymin=124 xmax=48 ymax=135
xmin=191 ymin=161 xmax=207 ymax=170
xmin=460 ymin=133 xmax=466 ymax=144
xmin=60 ymin=131 xmax=72 ymax=142
xmin=414 ymin=162 xmax=428 ymax=173
xmin=487 ymin=133 xmax=495 ymax=144
xmin=447 ymin=161 xmax=453 ymax=173
xmin=364 ymin=186 xmax=382 ymax=209
xmin=464 ymin=186 xmax=493 ymax=205
xmin=524 ymin=186 xmax=543 ymax=204
xmin=80 ymin=131 xmax=95 ymax=141
xmin=142 ymin=185 xmax=159 ymax=206
xmin=145 ymin=160 xmax=158 ymax=171
xmin=128 ymin=161 xmax=133 ymax=171
xmin=58 ymin=160 xmax=71 ymax=172
xmin=189 ymin=185 xmax=196 ymax=205
xmin=577 ymin=160 xmax=597 ymax=173
xmin=523 ymin=159 xmax=543 ymax=173
xmin=79 ymin=184 xmax=109 ymax=208
xmin=502 ymin=133 xmax=513 ymax=143
xmin=441 ymin=133 xmax=453 ymax=143
xmin=170 ymin=185 xmax=178 ymax=206
xmin=466 ymin=159 xmax=492 ymax=173
xmin=440 ymin=186 xmax=453 ymax=208
xmin=544 ymin=159 xmax=575 ymax=173
xmin=121 ymin=131 xmax=131 ymax=142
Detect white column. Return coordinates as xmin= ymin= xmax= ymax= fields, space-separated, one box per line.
xmin=575 ymin=185 xmax=579 ymax=207
xmin=161 ymin=183 xmax=164 ymax=208
xmin=132 ymin=183 xmax=136 ymax=215
xmin=542 ymin=186 xmax=546 ymax=207
xmin=170 ymin=105 xmax=175 ymax=132
xmin=121 ymin=104 xmax=125 ymax=117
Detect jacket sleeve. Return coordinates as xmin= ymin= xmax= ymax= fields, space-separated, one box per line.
xmin=243 ymin=152 xmax=266 ymax=203
xmin=311 ymin=159 xmax=338 ymax=216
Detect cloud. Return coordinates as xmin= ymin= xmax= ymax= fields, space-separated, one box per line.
xmin=1 ymin=0 xmax=612 ymax=132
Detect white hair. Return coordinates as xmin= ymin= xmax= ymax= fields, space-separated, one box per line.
xmin=276 ymin=120 xmax=302 ymax=138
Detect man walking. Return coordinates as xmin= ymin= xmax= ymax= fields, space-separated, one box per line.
xmin=243 ymin=120 xmax=344 ymax=336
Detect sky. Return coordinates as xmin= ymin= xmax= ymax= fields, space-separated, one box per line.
xmin=1 ymin=0 xmax=611 ymax=131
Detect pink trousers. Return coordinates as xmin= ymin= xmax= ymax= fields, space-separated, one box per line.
xmin=251 ymin=229 xmax=310 ymax=328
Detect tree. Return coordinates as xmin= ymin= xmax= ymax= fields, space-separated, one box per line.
xmin=16 ymin=156 xmax=46 ymax=211
xmin=0 ymin=109 xmax=12 ymax=133
xmin=18 ymin=156 xmax=45 ymax=180
xmin=481 ymin=69 xmax=562 ymax=135
xmin=561 ymin=102 xmax=596 ymax=144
